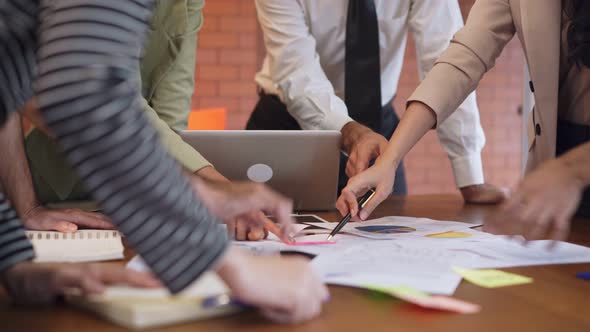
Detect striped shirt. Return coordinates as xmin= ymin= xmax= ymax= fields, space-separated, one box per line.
xmin=0 ymin=0 xmax=228 ymax=293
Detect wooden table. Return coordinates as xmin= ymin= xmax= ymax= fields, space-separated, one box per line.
xmin=2 ymin=194 xmax=590 ymax=332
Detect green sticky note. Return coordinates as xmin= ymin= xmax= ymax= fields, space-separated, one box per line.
xmin=364 ymin=285 xmax=430 ymax=299
xmin=453 ymin=267 xmax=533 ymax=288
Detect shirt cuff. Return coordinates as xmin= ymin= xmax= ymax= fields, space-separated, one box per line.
xmin=319 ymin=109 xmax=354 ymax=131
xmin=450 ymin=154 xmax=484 ymax=188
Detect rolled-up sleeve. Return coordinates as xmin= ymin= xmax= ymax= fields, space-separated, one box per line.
xmin=255 ymin=0 xmax=353 ymax=131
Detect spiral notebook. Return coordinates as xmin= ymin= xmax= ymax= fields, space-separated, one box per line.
xmin=26 ymin=230 xmax=124 ymax=263
xmin=67 ymin=272 xmax=242 ymax=329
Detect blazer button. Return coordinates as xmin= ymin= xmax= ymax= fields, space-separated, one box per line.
xmin=535 ymin=124 xmax=541 ymax=136
xmin=529 ymin=81 xmax=535 ymax=93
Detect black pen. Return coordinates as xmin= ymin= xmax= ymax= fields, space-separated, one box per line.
xmin=326 ymin=189 xmax=376 ymax=241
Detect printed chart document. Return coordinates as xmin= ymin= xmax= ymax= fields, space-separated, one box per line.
xmin=26 ymin=230 xmax=124 ymax=263
xmin=303 ymin=216 xmax=480 ymax=239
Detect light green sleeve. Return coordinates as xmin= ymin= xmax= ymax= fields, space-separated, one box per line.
xmin=139 ymin=0 xmax=209 ymax=173
xmin=141 ymin=0 xmax=204 ymax=132
xmin=140 ymin=98 xmax=211 ymax=173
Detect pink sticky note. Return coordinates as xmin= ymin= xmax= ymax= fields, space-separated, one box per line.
xmin=405 ymin=295 xmax=481 ymax=314
xmin=286 ymin=241 xmax=336 ymax=246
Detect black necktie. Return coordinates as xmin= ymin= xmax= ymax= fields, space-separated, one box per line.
xmin=345 ymin=0 xmax=382 ymax=132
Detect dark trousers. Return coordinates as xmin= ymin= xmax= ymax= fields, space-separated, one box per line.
xmin=556 ymin=120 xmax=590 ymax=218
xmin=246 ymin=92 xmax=407 ymax=195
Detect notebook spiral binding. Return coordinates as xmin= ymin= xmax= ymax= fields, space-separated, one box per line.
xmin=27 ymin=231 xmax=120 ymax=241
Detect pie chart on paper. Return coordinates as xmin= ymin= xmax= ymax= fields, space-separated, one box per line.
xmin=355 ymin=225 xmax=416 ymax=234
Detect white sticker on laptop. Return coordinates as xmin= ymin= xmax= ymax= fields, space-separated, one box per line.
xmin=247 ymin=164 xmax=273 ymax=183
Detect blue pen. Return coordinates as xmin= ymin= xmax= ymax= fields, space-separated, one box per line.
xmin=201 ymin=294 xmax=248 ymax=309
xmin=576 ymin=272 xmax=590 ymax=281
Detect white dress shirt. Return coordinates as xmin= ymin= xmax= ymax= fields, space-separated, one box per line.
xmin=255 ymin=0 xmax=486 ymax=188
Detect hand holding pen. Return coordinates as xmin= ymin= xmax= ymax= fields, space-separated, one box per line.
xmin=327 ymin=189 xmax=376 ymax=240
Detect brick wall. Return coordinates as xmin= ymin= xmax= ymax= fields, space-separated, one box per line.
xmin=192 ymin=0 xmax=524 ymax=193
xmin=191 ymin=0 xmax=260 ymax=129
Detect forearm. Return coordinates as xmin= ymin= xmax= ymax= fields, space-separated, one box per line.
xmin=195 ymin=166 xmax=229 ymax=183
xmin=140 ymin=98 xmax=211 ymax=172
xmin=0 ymin=113 xmax=41 ymax=217
xmin=0 ymin=193 xmax=35 ymax=275
xmin=558 ymin=141 xmax=590 ymax=187
xmin=379 ymin=102 xmax=437 ymax=168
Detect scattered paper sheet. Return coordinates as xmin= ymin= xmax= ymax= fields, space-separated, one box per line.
xmin=366 ymin=285 xmax=481 ymax=314
xmin=401 ymin=236 xmax=590 ymax=269
xmin=453 ymin=267 xmax=533 ymax=288
xmin=311 ymin=241 xmax=478 ymax=294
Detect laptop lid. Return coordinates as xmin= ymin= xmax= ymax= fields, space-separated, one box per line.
xmin=180 ymin=130 xmax=340 ymax=211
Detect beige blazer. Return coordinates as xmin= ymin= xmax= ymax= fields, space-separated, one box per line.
xmin=409 ymin=0 xmax=561 ymax=173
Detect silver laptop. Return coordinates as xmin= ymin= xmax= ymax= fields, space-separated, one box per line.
xmin=181 ymin=130 xmax=341 ymax=211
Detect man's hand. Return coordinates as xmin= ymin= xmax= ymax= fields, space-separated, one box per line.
xmin=190 ymin=177 xmax=295 ymax=241
xmin=484 ymin=158 xmax=584 ymax=241
xmin=341 ymin=122 xmax=388 ymax=177
xmin=460 ymin=183 xmax=509 ymax=204
xmin=1 ymin=262 xmax=161 ymax=305
xmin=22 ymin=207 xmax=114 ymax=233
xmin=227 ymin=211 xmax=269 ymax=241
xmin=194 ymin=166 xmax=271 ymax=241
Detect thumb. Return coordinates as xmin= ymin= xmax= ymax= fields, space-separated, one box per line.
xmin=354 ymin=149 xmax=371 ymax=176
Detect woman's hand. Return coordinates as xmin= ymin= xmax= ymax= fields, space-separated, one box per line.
xmin=336 ymin=159 xmax=397 ymax=220
xmin=217 ymin=248 xmax=329 ymax=324
xmin=485 ymin=158 xmax=585 ymax=241
xmin=226 ymin=211 xmax=270 ymax=241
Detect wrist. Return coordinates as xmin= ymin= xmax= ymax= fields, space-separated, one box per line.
xmin=375 ymin=152 xmax=400 ymax=171
xmin=215 ymin=247 xmax=249 ymax=290
xmin=194 ymin=166 xmax=229 ymax=183
xmin=341 ymin=121 xmax=371 ymax=154
xmin=559 ymin=157 xmax=589 ymax=189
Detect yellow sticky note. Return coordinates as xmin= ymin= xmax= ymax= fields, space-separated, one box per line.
xmin=453 ymin=267 xmax=533 ymax=288
xmin=426 ymin=231 xmax=472 ymax=238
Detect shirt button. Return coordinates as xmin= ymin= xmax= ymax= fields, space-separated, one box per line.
xmin=535 ymin=124 xmax=541 ymax=136
xmin=529 ymin=81 xmax=535 ymax=93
